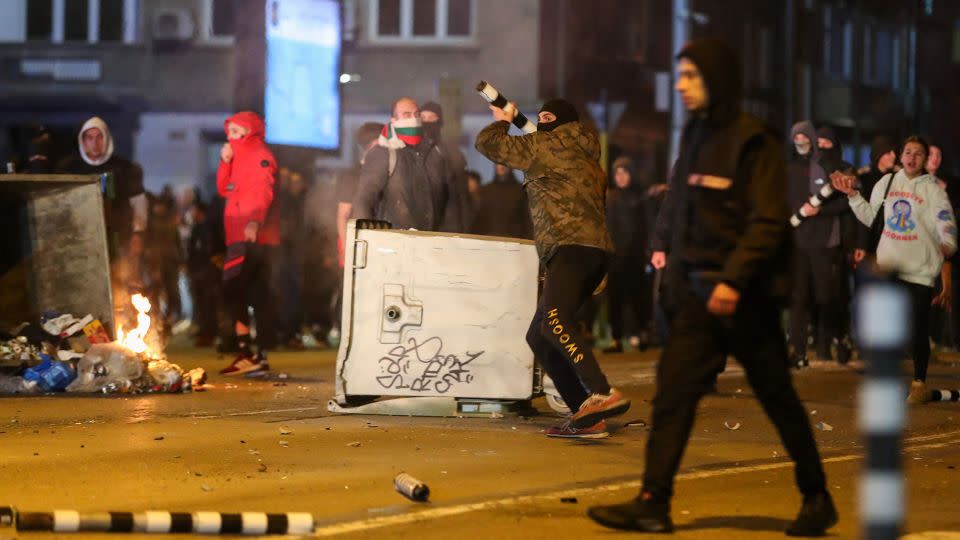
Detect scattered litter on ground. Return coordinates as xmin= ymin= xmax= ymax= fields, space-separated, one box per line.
xmin=816 ymin=422 xmax=834 ymax=431
xmin=279 ymin=427 xmax=292 ymax=435
xmin=347 ymin=441 xmax=361 ymax=447
xmin=154 ymin=436 xmax=164 ymax=441
xmin=279 ymin=440 xmax=289 ymax=448
xmin=625 ymin=420 xmax=647 ymax=428
xmin=257 ymin=463 xmax=268 ymax=473
xmin=560 ymin=497 xmax=578 ymax=504
xmin=200 ymin=485 xmax=213 ymax=492
xmin=810 ymin=410 xmax=818 ymax=415
xmin=278 ymin=373 xmax=289 ymax=380
xmin=490 ymin=412 xmax=504 ymax=419
xmin=724 ymin=421 xmax=741 ymax=430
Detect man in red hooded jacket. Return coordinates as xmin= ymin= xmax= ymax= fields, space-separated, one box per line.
xmin=217 ymin=111 xmax=281 ymax=376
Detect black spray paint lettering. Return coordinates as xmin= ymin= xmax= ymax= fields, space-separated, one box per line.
xmin=546 ymin=308 xmax=584 ymax=363
xmin=376 ymin=336 xmax=482 ymax=393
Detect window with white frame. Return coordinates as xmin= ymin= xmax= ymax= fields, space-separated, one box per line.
xmin=823 ymin=6 xmax=853 ymax=79
xmin=370 ymin=0 xmax=475 ymax=44
xmin=26 ymin=0 xmax=136 ymax=43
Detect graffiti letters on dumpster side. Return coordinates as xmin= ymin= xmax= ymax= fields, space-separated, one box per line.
xmin=376 ymin=336 xmax=482 ymax=393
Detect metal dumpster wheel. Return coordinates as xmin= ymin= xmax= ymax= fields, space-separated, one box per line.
xmin=545 ymin=393 xmax=571 ymax=415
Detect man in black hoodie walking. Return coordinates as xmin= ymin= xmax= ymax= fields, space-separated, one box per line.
xmin=587 ymin=38 xmax=836 ymax=536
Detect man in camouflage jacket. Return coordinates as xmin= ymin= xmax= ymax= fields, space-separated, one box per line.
xmin=475 ymin=99 xmax=630 ymax=439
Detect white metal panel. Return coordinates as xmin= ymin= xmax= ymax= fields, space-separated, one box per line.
xmin=336 ymin=225 xmax=538 ymax=401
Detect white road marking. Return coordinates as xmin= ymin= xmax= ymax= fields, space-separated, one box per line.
xmin=311 ymin=431 xmax=960 ymax=537
xmin=191 ymin=407 xmax=320 ymax=419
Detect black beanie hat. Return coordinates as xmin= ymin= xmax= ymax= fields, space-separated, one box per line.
xmin=538 ymin=99 xmax=579 ymax=132
xmin=421 ymin=101 xmax=444 ymax=125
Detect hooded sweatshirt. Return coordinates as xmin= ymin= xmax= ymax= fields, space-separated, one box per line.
xmin=655 ymin=38 xmax=790 ymax=295
xmin=57 ymin=117 xmax=147 ymax=251
xmin=216 ymin=112 xmax=280 ymax=246
xmin=849 ymin=170 xmax=957 ymax=286
xmin=787 ymin=121 xmax=845 ymax=250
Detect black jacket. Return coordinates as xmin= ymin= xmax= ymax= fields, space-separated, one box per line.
xmin=352 ymin=142 xmax=448 ymax=231
xmin=786 ymin=153 xmax=849 ymax=251
xmin=659 ymin=38 xmax=790 ymax=297
xmin=606 ymin=187 xmax=647 ymax=257
xmin=57 ymin=153 xmax=145 ymax=247
xmin=469 ymin=172 xmax=532 ymax=239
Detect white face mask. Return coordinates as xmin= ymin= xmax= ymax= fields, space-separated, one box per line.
xmin=794 ymin=140 xmax=811 ymax=156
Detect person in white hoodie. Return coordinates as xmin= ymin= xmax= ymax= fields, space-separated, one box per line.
xmin=832 ymin=135 xmax=957 ymax=403
xmin=57 ymin=116 xmax=148 ymax=260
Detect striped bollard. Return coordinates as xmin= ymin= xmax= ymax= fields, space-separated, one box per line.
xmin=856 ymin=280 xmax=908 ymax=540
xmin=0 ymin=507 xmax=313 ymax=536
xmin=929 ymin=388 xmax=960 ymax=402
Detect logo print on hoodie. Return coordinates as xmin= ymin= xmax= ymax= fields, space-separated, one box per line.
xmin=888 ymin=200 xmax=916 ymax=233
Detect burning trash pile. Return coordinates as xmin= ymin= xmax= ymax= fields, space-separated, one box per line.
xmin=0 ymin=294 xmax=205 ymax=395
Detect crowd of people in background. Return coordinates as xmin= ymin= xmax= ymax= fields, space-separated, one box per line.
xmin=4 ymin=92 xmax=958 ymax=393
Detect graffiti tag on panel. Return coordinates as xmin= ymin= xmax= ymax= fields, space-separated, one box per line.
xmin=376 ymin=336 xmax=482 ymax=394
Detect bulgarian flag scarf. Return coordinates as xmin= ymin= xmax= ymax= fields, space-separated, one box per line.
xmin=378 ymin=117 xmax=423 ymax=149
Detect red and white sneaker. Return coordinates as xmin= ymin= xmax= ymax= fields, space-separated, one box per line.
xmin=545 ymin=419 xmax=609 ymax=439
xmin=219 ymin=353 xmax=267 ymax=376
xmin=570 ymin=388 xmax=631 ymax=429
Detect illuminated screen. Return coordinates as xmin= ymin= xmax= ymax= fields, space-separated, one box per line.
xmin=264 ymin=0 xmax=341 ymax=150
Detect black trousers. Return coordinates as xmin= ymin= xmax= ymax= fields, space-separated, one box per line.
xmin=790 ymin=246 xmax=844 ymax=357
xmin=189 ymin=266 xmax=220 ymax=339
xmin=607 ymin=254 xmax=652 ymax=341
xmin=526 ymin=245 xmax=612 ymax=411
xmin=223 ymin=244 xmax=278 ymax=350
xmin=642 ymin=273 xmax=827 ymax=501
xmin=900 ymin=280 xmax=933 ymax=382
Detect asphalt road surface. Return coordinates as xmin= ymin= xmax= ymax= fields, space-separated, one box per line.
xmin=2 ymin=344 xmax=959 ymax=539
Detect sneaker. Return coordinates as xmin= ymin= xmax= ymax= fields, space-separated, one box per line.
xmin=791 ymin=354 xmax=809 ymax=370
xmin=570 ymin=388 xmax=631 ymax=429
xmin=545 ymin=419 xmax=609 ymax=439
xmin=785 ymin=491 xmax=838 ymax=537
xmin=906 ymin=379 xmax=930 ymax=404
xmin=602 ymin=341 xmax=624 ymax=354
xmin=219 ymin=353 xmax=265 ymax=376
xmin=588 ymin=493 xmax=673 ymax=533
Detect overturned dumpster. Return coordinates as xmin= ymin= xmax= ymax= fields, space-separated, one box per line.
xmin=0 ymin=174 xmax=113 ymax=333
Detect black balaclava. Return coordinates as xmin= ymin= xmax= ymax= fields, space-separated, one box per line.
xmin=676 ymin=38 xmax=742 ymax=126
xmin=817 ymin=125 xmax=844 ymax=172
xmin=421 ymin=101 xmax=443 ymax=141
xmin=537 ymin=99 xmax=579 ymax=132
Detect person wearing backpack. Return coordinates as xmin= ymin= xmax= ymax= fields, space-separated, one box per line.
xmin=351 ymin=97 xmax=447 ymax=231
xmin=832 ymin=135 xmax=957 ymax=403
